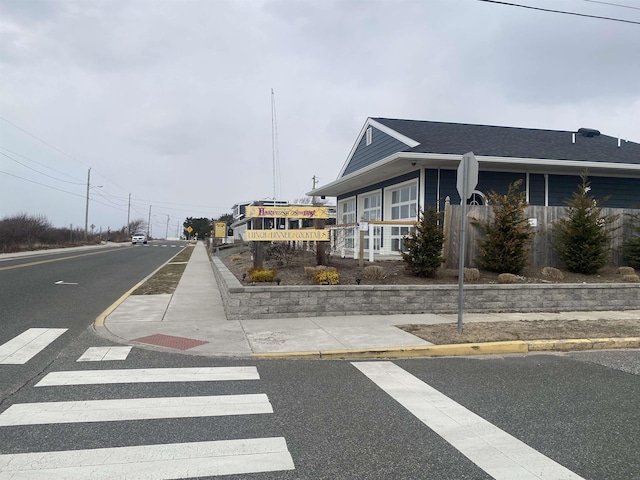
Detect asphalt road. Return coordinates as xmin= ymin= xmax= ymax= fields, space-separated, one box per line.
xmin=0 ymin=241 xmax=187 ymax=400
xmin=1 ymin=339 xmax=638 ymax=479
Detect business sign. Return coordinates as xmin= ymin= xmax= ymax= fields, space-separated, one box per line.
xmin=214 ymin=222 xmax=227 ymax=238
xmin=246 ymin=206 xmax=329 ymax=219
xmin=246 ymin=229 xmax=329 ymax=241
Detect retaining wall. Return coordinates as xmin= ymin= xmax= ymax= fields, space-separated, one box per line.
xmin=210 ymin=256 xmax=640 ymax=320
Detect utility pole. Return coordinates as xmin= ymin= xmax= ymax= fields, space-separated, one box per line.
xmin=147 ymin=205 xmax=152 ymax=238
xmin=84 ymin=168 xmax=91 ymax=240
xmin=127 ymin=193 xmax=131 ymax=235
xmin=165 ymin=215 xmax=169 ymax=240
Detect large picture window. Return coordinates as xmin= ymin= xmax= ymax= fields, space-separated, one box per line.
xmin=389 ymin=183 xmax=417 ymax=252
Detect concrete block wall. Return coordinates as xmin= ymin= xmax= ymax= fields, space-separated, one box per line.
xmin=210 ymin=257 xmax=640 ymax=320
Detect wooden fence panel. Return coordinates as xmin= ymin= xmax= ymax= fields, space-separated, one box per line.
xmin=444 ymin=205 xmax=638 ymax=269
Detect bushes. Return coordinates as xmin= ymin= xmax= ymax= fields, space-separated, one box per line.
xmin=476 ymin=180 xmax=533 ymax=274
xmin=552 ymin=174 xmax=618 ymax=274
xmin=248 ymin=268 xmax=278 ymax=283
xmin=401 ymin=206 xmax=444 ymax=278
xmin=623 ymin=213 xmax=640 ymax=269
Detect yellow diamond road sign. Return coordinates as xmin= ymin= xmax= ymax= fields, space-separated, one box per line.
xmin=186 ymin=226 xmax=193 ymax=233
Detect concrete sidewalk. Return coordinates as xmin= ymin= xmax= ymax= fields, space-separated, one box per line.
xmin=99 ymin=242 xmax=640 ymax=358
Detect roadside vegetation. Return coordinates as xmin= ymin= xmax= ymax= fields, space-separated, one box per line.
xmin=0 ymin=213 xmax=147 ymax=253
xmin=132 ymin=245 xmax=194 ymax=295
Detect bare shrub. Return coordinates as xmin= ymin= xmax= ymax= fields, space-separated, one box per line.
xmin=541 ymin=267 xmax=564 ymax=281
xmin=363 ymin=265 xmax=385 ymax=280
xmin=230 ymin=254 xmax=243 ymax=263
xmin=498 ymin=273 xmax=517 ymax=284
xmin=618 ymin=266 xmax=635 ymax=276
xmin=304 ymin=265 xmax=331 ymax=278
xmin=464 ymin=268 xmax=480 ymax=282
xmin=622 ymin=274 xmax=640 ymax=283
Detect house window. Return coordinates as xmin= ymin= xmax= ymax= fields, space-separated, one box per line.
xmin=361 ymin=193 xmax=382 ymax=250
xmin=366 ymin=127 xmax=372 ymax=146
xmin=389 ymin=183 xmax=417 ymax=252
xmin=339 ymin=197 xmax=356 ymax=249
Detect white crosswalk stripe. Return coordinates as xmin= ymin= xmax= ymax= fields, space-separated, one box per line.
xmin=0 ymin=437 xmax=294 ymax=479
xmin=354 ymin=361 xmax=584 ymax=480
xmin=0 ymin=394 xmax=273 ymax=425
xmin=77 ymin=346 xmax=132 ymax=361
xmin=0 ymin=328 xmax=67 ymax=364
xmin=35 ymin=366 xmax=260 ymax=386
xmin=1 ymin=365 xmax=295 ymax=478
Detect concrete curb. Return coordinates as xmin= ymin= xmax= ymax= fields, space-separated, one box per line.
xmin=252 ymin=337 xmax=640 ymax=360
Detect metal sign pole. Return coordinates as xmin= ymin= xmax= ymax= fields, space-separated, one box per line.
xmin=457 ymin=157 xmax=469 ymax=334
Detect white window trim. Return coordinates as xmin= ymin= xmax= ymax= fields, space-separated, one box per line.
xmin=384 ymin=180 xmax=419 ymax=221
xmin=358 ymin=189 xmax=382 ymax=221
xmin=338 ymin=196 xmax=357 ymax=225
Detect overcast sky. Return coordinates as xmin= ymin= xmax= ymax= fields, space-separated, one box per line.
xmin=1 ymin=0 xmax=639 ymax=235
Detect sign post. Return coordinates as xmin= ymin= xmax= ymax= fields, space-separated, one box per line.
xmin=456 ymin=152 xmax=479 ymax=334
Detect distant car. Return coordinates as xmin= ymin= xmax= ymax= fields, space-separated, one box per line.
xmin=132 ymin=233 xmax=147 ymax=245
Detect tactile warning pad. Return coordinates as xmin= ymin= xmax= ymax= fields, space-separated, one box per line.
xmin=133 ymin=334 xmax=208 ymax=350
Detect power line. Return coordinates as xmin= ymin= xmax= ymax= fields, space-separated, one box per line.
xmin=477 ymin=0 xmax=640 ymax=24
xmin=0 ymin=145 xmax=85 ymax=182
xmin=0 ymin=116 xmax=90 ymax=167
xmin=581 ymin=0 xmax=640 ymax=11
xmin=0 ymin=151 xmax=85 ymax=185
xmin=0 ymin=170 xmax=85 ymax=199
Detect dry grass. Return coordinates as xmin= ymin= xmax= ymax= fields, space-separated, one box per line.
xmin=364 ymin=265 xmax=386 ymax=280
xmin=541 ymin=266 xmax=564 ymax=281
xmin=497 ymin=273 xmax=517 ymax=284
xmin=618 ymin=266 xmax=636 ymax=276
xmin=463 ymin=268 xmax=480 ymax=282
xmin=132 ymin=246 xmax=194 ymax=295
xmin=399 ymin=319 xmax=640 ymax=345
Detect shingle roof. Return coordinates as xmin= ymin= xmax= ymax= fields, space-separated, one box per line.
xmin=372 ymin=118 xmax=640 ymax=165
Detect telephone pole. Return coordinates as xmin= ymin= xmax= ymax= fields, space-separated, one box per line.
xmin=84 ymin=168 xmax=91 ymax=240
xmin=147 ymin=205 xmax=152 ymax=238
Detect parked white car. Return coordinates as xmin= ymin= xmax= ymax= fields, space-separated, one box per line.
xmin=132 ymin=233 xmax=147 ymax=244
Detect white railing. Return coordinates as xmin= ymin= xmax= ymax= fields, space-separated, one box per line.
xmin=327 ymin=221 xmax=417 ymax=261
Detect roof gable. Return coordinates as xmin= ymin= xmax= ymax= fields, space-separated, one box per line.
xmin=338 ymin=118 xmax=419 ymax=177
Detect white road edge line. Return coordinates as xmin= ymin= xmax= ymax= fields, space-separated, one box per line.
xmin=35 ymin=366 xmax=260 ymax=386
xmin=353 ymin=361 xmax=584 ymax=480
xmin=0 ymin=437 xmax=295 ymax=479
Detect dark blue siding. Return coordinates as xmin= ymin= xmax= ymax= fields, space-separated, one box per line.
xmin=477 ymin=171 xmax=526 ymax=197
xmin=425 ymin=169 xmax=439 ymax=207
xmin=342 ymin=127 xmax=409 ymax=176
xmin=529 ymin=174 xmax=545 ymax=205
xmin=549 ymin=174 xmax=640 ymax=208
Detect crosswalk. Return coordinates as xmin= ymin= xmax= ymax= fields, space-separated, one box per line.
xmin=0 ymin=328 xmax=67 ymax=364
xmin=353 ymin=361 xmax=585 ymax=480
xmin=0 ymin=365 xmax=295 ymax=478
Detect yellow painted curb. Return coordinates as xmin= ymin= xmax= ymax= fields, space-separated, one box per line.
xmin=94 ymin=281 xmax=144 ymax=327
xmin=253 ymin=341 xmax=528 ymax=360
xmin=527 ymin=337 xmax=640 ymax=352
xmin=252 ymin=337 xmax=640 ymax=360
